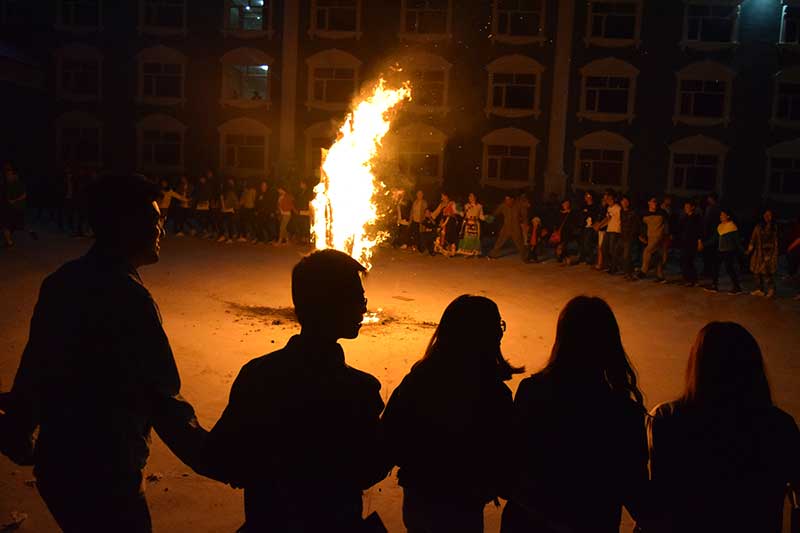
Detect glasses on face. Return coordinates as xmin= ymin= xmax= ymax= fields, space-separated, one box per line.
xmin=500 ymin=319 xmax=507 ymax=332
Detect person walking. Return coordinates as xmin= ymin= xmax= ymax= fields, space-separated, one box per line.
xmin=638 ymin=196 xmax=669 ymax=282
xmin=620 ymin=195 xmax=641 ymax=280
xmin=217 ymin=178 xmax=239 ymax=244
xmin=432 ymin=192 xmax=460 ymax=256
xmin=701 ymin=193 xmax=721 ymax=279
xmin=578 ymin=191 xmax=602 ymax=265
xmin=254 ymin=180 xmax=273 ymax=243
xmin=593 ymin=190 xmax=622 ymax=274
xmin=238 ymin=179 xmax=257 ymax=243
xmin=409 ymin=190 xmax=427 ymax=251
xmin=647 ymin=322 xmax=800 ymax=533
xmin=2 ymin=164 xmax=37 ymax=246
xmin=276 ymin=185 xmax=294 ymax=245
xmin=489 ymin=195 xmax=528 ymax=261
xmin=747 ymin=208 xmax=779 ymax=298
xmin=457 ymin=193 xmax=485 ymax=257
xmin=678 ymin=201 xmax=703 ymax=287
xmin=704 ymin=208 xmax=743 ymax=294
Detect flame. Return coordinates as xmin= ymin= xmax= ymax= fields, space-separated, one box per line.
xmin=311 ymin=79 xmax=411 ymax=270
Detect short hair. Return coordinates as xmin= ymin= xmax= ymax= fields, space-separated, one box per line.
xmin=88 ymin=174 xmax=161 ymax=243
xmin=291 ymin=249 xmax=366 ymax=325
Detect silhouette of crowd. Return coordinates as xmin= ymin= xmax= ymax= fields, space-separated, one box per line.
xmin=0 ymin=174 xmax=798 ymax=533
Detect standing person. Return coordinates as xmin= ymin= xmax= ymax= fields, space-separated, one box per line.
xmin=383 ymin=295 xmax=523 ymax=533
xmin=578 ymin=191 xmax=601 ymax=265
xmin=704 ymin=208 xmax=743 ymax=294
xmin=489 ymin=194 xmax=528 ymax=261
xmin=0 ymin=175 xmax=207 ymax=533
xmin=294 ymin=179 xmax=312 ymax=244
xmin=193 ymin=174 xmax=212 ymax=238
xmin=2 ymin=164 xmax=36 ymax=247
xmin=238 ymin=179 xmax=257 ymax=243
xmin=551 ymin=198 xmax=580 ymax=265
xmin=217 ymin=178 xmax=239 ymax=243
xmin=276 ymin=185 xmax=294 ymax=245
xmin=594 ymin=190 xmax=622 ymax=274
xmin=417 ymin=208 xmax=437 ymax=256
xmin=254 ymin=180 xmax=273 ymax=243
xmin=157 ymin=178 xmax=188 ymax=235
xmin=678 ymin=200 xmax=703 ymax=287
xmin=432 ymin=192 xmax=460 ymax=256
xmin=409 ymin=190 xmax=427 ymax=251
xmin=502 ymin=296 xmax=649 ymax=533
xmin=172 ymin=176 xmax=192 ymax=236
xmin=638 ymin=196 xmax=669 ymax=282
xmin=619 ymin=195 xmax=641 ymax=281
xmin=701 ymin=193 xmax=721 ymax=279
xmin=203 ymin=250 xmax=388 ymax=532
xmin=747 ymin=208 xmax=779 ymax=298
xmin=457 ymin=192 xmax=485 ymax=257
xmin=787 ymin=214 xmax=800 ymax=278
xmin=647 ymin=322 xmax=800 ymax=533
xmin=660 ymin=195 xmax=676 ymax=267
xmin=392 ymin=189 xmax=411 ymax=249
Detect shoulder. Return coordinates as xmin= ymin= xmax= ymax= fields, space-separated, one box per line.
xmin=346 ymin=365 xmax=382 ymax=393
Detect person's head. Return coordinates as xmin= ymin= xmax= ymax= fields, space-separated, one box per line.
xmin=605 ymin=189 xmax=618 ymax=205
xmin=205 ymin=169 xmax=214 ymax=179
xmin=414 ymin=295 xmax=523 ymax=381
xmin=198 ymin=174 xmax=206 ymax=184
xmin=543 ymin=296 xmax=644 ymax=406
xmin=662 ymin=195 xmax=673 ymax=209
xmin=561 ymin=198 xmax=571 ymax=211
xmin=584 ymin=191 xmax=594 ymax=205
xmin=720 ymin=207 xmax=732 ymax=223
xmin=291 ymin=250 xmax=367 ymax=341
xmin=260 ymin=180 xmax=268 ymax=192
xmin=620 ymin=195 xmax=630 ymax=210
xmin=707 ymin=192 xmax=719 ymax=206
xmin=441 ymin=192 xmax=450 ymax=203
xmin=416 ymin=190 xmax=424 ymax=200
xmin=468 ymin=192 xmax=477 ymax=204
xmin=278 ymin=185 xmax=286 ymax=195
xmin=160 ymin=178 xmax=169 ymax=189
xmin=648 ymin=196 xmax=658 ymax=212
xmin=682 ymin=322 xmax=772 ymax=408
xmin=762 ymin=208 xmax=774 ymax=225
xmin=424 ymin=208 xmax=432 ymax=218
xmin=179 ymin=175 xmax=188 ymax=186
xmin=504 ymin=194 xmax=514 ymax=207
xmin=684 ymin=200 xmax=696 ymax=215
xmin=88 ymin=174 xmax=163 ymax=267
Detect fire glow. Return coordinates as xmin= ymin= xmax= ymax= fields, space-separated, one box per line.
xmin=311 ymin=79 xmax=411 ymax=270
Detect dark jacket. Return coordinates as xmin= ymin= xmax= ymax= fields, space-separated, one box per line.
xmin=621 ymin=208 xmax=641 ymax=242
xmin=1 ymin=246 xmax=206 ymax=478
xmin=679 ymin=212 xmax=703 ymax=250
xmin=204 ymin=335 xmax=387 ymax=532
xmin=648 ymin=401 xmax=800 ymax=533
xmin=382 ymin=360 xmax=514 ymax=505
xmin=503 ymin=372 xmax=648 ymax=533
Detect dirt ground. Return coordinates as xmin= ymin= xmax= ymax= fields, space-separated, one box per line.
xmin=2 ymin=232 xmax=799 ymax=532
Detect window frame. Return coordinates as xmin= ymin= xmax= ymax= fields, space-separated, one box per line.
xmin=481 ymin=127 xmax=539 ymax=189
xmin=572 ymin=130 xmax=632 ymax=191
xmin=136 ymin=114 xmax=186 ymax=173
xmin=138 ymin=0 xmax=187 ymax=37
xmin=398 ymin=52 xmax=452 ymax=115
xmin=780 ymin=1 xmax=800 ymax=48
xmin=771 ymin=67 xmax=800 ymax=129
xmin=577 ymin=57 xmax=638 ymax=123
xmin=673 ymin=61 xmax=735 ymax=127
xmin=490 ymin=0 xmax=547 ymax=46
xmin=218 ymin=117 xmax=271 ymax=178
xmin=667 ymin=134 xmax=727 ymax=196
xmin=136 ymin=46 xmax=187 ymax=106
xmin=680 ymin=0 xmax=741 ymax=51
xmin=56 ymin=111 xmax=103 ymax=168
xmin=485 ymin=54 xmax=544 ymax=119
xmin=388 ymin=122 xmax=447 ymax=184
xmin=223 ymin=0 xmax=274 ymax=39
xmin=304 ymin=121 xmax=338 ymax=178
xmin=309 ymin=0 xmax=362 ymax=40
xmin=584 ymin=0 xmax=643 ymax=48
xmin=55 ymin=0 xmax=102 ymax=32
xmin=55 ymin=44 xmax=103 ymax=102
xmin=765 ymin=138 xmax=800 ymax=201
xmin=399 ymin=0 xmax=453 ymax=43
xmin=219 ymin=47 xmax=273 ymax=109
xmin=305 ymin=48 xmax=361 ymax=111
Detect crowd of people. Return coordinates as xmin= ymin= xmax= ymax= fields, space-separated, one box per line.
xmin=0 ymin=172 xmax=797 ymax=533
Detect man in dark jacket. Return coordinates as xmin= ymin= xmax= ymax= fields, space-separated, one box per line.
xmin=0 ymin=175 xmax=207 ymax=533
xmin=204 ymin=249 xmax=388 ymax=532
xmin=679 ymin=200 xmax=703 ymax=286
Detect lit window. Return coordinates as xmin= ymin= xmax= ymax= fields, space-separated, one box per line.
xmin=681 ymin=1 xmax=740 ymax=49
xmin=492 ymin=0 xmax=545 ymax=44
xmin=585 ymin=0 xmax=642 ymax=47
xmin=306 ymin=49 xmax=361 ymax=111
xmin=137 ymin=46 xmax=186 ymax=104
xmin=219 ymin=118 xmax=270 ymax=177
xmin=59 ymin=0 xmax=101 ymax=28
xmin=573 ymin=130 xmax=631 ymax=189
xmin=311 ymin=0 xmax=360 ymax=37
xmin=224 ymin=65 xmax=268 ymax=101
xmin=226 ymin=0 xmax=269 ymax=33
xmin=56 ymin=45 xmax=102 ymax=101
xmin=781 ymin=5 xmax=800 ymax=45
xmin=674 ymin=61 xmax=734 ymax=126
xmin=485 ymin=55 xmax=543 ymax=118
xmin=57 ymin=112 xmax=102 ymax=167
xmin=140 ymin=0 xmax=185 ymax=34
xmin=578 ymin=58 xmax=638 ymax=123
xmin=400 ymin=0 xmax=451 ymax=41
xmin=668 ymin=135 xmax=727 ymax=194
xmin=482 ymin=127 xmax=539 ymax=186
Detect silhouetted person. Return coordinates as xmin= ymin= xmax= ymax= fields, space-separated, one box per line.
xmin=382 ymin=295 xmax=523 ymax=533
xmin=0 ymin=174 xmax=207 ymax=533
xmin=502 ymin=296 xmax=649 ymax=533
xmin=647 ymin=322 xmax=800 ymax=533
xmin=204 ymin=249 xmax=387 ymax=532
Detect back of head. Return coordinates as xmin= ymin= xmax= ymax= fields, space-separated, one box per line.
xmin=545 ymin=296 xmax=643 ymax=406
xmin=683 ymin=322 xmax=772 ymax=409
xmin=88 ymin=174 xmax=161 ymax=246
xmin=292 ymin=249 xmax=366 ymax=328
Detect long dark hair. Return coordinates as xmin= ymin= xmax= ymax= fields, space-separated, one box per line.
xmin=542 ymin=296 xmax=644 ymax=407
xmin=412 ymin=294 xmax=524 ymax=381
xmin=681 ymin=322 xmax=772 ymax=408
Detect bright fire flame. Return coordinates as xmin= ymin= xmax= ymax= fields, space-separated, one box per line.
xmin=311 ymin=79 xmax=411 ymax=270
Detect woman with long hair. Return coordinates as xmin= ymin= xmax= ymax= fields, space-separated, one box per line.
xmin=502 ymin=296 xmax=649 ymax=533
xmin=748 ymin=208 xmax=779 ymax=298
xmin=647 ymin=322 xmax=800 ymax=533
xmin=382 ymin=295 xmax=524 ymax=533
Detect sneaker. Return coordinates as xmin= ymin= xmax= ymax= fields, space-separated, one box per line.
xmin=750 ymin=289 xmax=765 ymax=297
xmin=729 ymin=288 xmax=743 ymax=295
xmin=703 ymin=285 xmax=718 ymax=293
xmin=217 ymin=235 xmax=227 ymax=243
xmin=237 ymin=236 xmax=248 ymax=243
xmin=765 ymin=289 xmax=775 ymax=299
xmin=176 ymin=232 xmax=185 ymax=237
xmin=226 ymin=238 xmax=233 ymax=244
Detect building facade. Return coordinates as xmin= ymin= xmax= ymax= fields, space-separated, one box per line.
xmin=1 ymin=0 xmax=799 ymax=211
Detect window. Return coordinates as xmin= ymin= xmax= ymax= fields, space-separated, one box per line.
xmin=306 ymin=49 xmax=361 ymax=111
xmin=137 ymin=46 xmax=186 ymax=105
xmin=139 ymin=0 xmax=185 ymax=35
xmin=585 ymin=0 xmax=642 ymax=47
xmin=56 ymin=45 xmax=102 ymax=101
xmin=57 ymin=0 xmax=101 ymax=29
xmin=781 ymin=4 xmax=800 ymax=45
xmin=668 ymin=135 xmax=727 ymax=194
xmin=310 ymin=0 xmax=360 ymax=38
xmin=137 ymin=114 xmax=185 ymax=171
xmin=674 ymin=61 xmax=734 ymax=126
xmin=219 ymin=118 xmax=270 ymax=177
xmin=573 ymin=130 xmax=632 ymax=189
xmin=398 ymin=52 xmax=451 ymax=114
xmin=772 ymin=68 xmax=800 ymax=128
xmin=766 ymin=139 xmax=800 ymax=198
xmin=389 ymin=123 xmax=446 ymax=183
xmin=486 ymin=55 xmax=544 ymax=118
xmin=57 ymin=112 xmax=102 ymax=166
xmin=224 ymin=0 xmax=271 ymax=37
xmin=481 ymin=127 xmax=539 ymax=187
xmin=305 ymin=121 xmax=337 ymax=178
xmin=1 ymin=0 xmax=28 ymax=25
xmin=492 ymin=0 xmax=546 ymax=45
xmin=681 ymin=1 xmax=740 ymax=50
xmin=220 ymin=47 xmax=273 ymax=108
xmin=579 ymin=58 xmax=638 ymax=123
xmin=411 ymin=70 xmax=445 ymax=106
xmin=400 ymin=0 xmax=451 ymax=41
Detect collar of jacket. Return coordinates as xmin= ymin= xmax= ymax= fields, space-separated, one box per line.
xmin=286 ymin=334 xmax=346 ymax=368
xmin=86 ymin=243 xmax=140 ymax=280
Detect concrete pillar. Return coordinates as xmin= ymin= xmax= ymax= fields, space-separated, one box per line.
xmin=543 ymin=0 xmax=576 ymax=199
xmin=278 ymin=0 xmax=299 ymax=176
